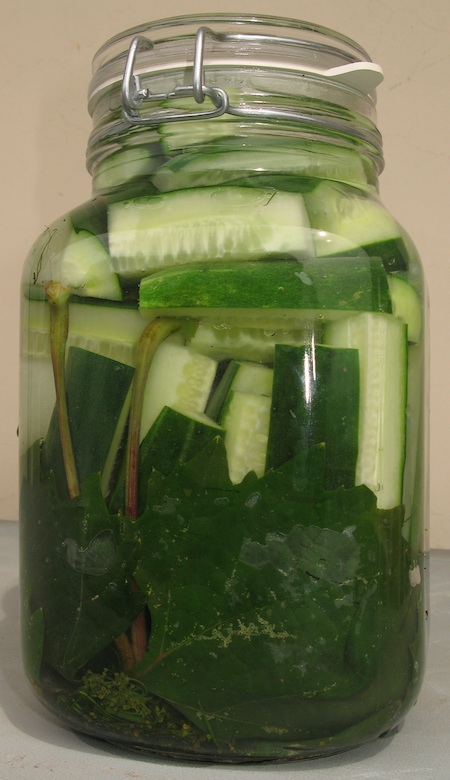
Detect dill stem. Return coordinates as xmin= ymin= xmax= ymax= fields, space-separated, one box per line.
xmin=46 ymin=282 xmax=80 ymax=499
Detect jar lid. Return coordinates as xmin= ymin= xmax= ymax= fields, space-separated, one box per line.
xmin=88 ymin=13 xmax=383 ymax=126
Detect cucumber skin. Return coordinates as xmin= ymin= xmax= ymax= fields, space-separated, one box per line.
xmin=152 ymin=145 xmax=368 ymax=193
xmin=108 ymin=406 xmax=222 ymax=516
xmin=207 ymin=361 xmax=273 ymax=421
xmin=139 ymin=257 xmax=393 ymax=316
xmin=387 ymin=274 xmax=422 ymax=343
xmin=266 ymin=344 xmax=359 ymax=490
xmin=42 ymin=347 xmax=134 ymax=499
xmin=304 ymin=181 xmax=411 ymax=272
xmin=206 ymin=361 xmax=240 ymax=421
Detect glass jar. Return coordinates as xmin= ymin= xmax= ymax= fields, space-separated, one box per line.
xmin=19 ymin=13 xmax=428 ymax=763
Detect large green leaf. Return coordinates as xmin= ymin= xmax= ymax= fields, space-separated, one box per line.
xmin=21 ymin=435 xmax=416 ymax=749
xmin=132 ymin=440 xmax=401 ymax=742
xmin=20 ymin=454 xmax=145 ymax=680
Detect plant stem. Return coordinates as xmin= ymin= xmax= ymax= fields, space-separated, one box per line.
xmin=114 ymin=634 xmax=135 ymax=674
xmin=125 ymin=317 xmax=183 ymax=665
xmin=125 ymin=317 xmax=182 ymax=520
xmin=46 ymin=282 xmax=80 ymax=499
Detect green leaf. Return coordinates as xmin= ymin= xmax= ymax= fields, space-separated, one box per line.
xmin=20 ymin=461 xmax=145 ymax=680
xmin=133 ymin=441 xmax=404 ymax=743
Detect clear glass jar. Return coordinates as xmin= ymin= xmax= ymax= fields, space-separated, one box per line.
xmin=19 ymin=13 xmax=428 ymax=763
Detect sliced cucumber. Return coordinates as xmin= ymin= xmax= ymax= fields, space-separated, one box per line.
xmin=139 ymin=257 xmax=392 ymax=319
xmin=401 ymin=343 xmax=425 ymax=545
xmin=220 ymin=391 xmax=272 ymax=484
xmin=108 ymin=186 xmax=314 ymax=280
xmin=22 ymin=300 xmax=145 ymax=446
xmin=31 ymin=219 xmax=122 ymax=300
xmin=215 ymin=360 xmax=274 ymax=483
xmin=387 ymin=274 xmax=422 ymax=343
xmin=140 ymin=406 xmax=222 ymax=475
xmin=152 ymin=144 xmax=368 ymax=193
xmin=66 ymin=301 xmax=145 ymax=365
xmin=304 ymin=180 xmax=411 ymax=271
xmin=324 ymin=312 xmax=408 ymax=510
xmin=20 ymin=351 xmax=56 ymax=449
xmin=140 ymin=336 xmax=218 ymax=441
xmin=266 ymin=344 xmax=359 ymax=490
xmin=93 ymin=146 xmax=158 ymax=193
xmin=158 ymin=113 xmax=236 ymax=154
xmin=206 ymin=360 xmax=273 ymax=420
xmin=42 ymin=347 xmax=134 ymax=498
xmin=23 ymin=299 xmax=146 ymax=366
xmin=189 ymin=321 xmax=311 ymax=362
xmin=109 ymin=405 xmax=223 ymax=514
xmin=226 ymin=361 xmax=273 ymax=396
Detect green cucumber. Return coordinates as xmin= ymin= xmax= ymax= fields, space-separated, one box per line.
xmin=215 ymin=360 xmax=274 ymax=483
xmin=20 ymin=352 xmax=57 ymax=449
xmin=22 ymin=300 xmax=145 ymax=445
xmin=158 ymin=108 xmax=236 ymax=153
xmin=387 ymin=274 xmax=422 ymax=343
xmin=206 ymin=360 xmax=273 ymax=420
xmin=152 ymin=145 xmax=368 ymax=193
xmin=30 ymin=219 xmax=122 ymax=300
xmin=108 ymin=186 xmax=314 ymax=280
xmin=65 ymin=301 xmax=144 ymax=365
xmin=220 ymin=391 xmax=272 ymax=484
xmin=70 ymin=198 xmax=108 ymax=240
xmin=61 ymin=230 xmax=123 ymax=300
xmin=189 ymin=321 xmax=311 ymax=362
xmin=23 ymin=299 xmax=146 ymax=366
xmin=93 ymin=146 xmax=158 ymax=193
xmin=109 ymin=405 xmax=223 ymax=515
xmin=304 ymin=180 xmax=411 ymax=271
xmin=139 ymin=257 xmax=393 ymax=319
xmin=324 ymin=312 xmax=408 ymax=509
xmin=266 ymin=344 xmax=359 ymax=490
xmin=41 ymin=347 xmax=134 ymax=499
xmin=401 ymin=342 xmax=425 ymax=548
xmin=140 ymin=336 xmax=218 ymax=441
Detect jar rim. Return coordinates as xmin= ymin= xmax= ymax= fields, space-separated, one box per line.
xmin=89 ymin=13 xmax=380 ymax=106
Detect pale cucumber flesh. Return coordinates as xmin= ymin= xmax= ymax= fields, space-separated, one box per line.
xmin=220 ymin=391 xmax=272 ymax=484
xmin=139 ymin=336 xmax=218 ymax=441
xmin=28 ymin=220 xmax=122 ymax=301
xmin=108 ymin=186 xmax=314 ymax=279
xmin=324 ymin=312 xmax=408 ymax=510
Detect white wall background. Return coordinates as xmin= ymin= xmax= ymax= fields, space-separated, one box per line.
xmin=1 ymin=0 xmax=449 ymax=546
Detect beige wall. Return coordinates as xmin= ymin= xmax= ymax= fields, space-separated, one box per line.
xmin=1 ymin=0 xmax=448 ymax=546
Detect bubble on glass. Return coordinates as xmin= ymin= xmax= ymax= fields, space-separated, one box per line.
xmin=214 ymin=496 xmax=230 ymax=507
xmin=295 ymin=271 xmax=313 ymax=286
xmin=63 ymin=530 xmax=116 ymax=576
xmin=245 ymin=492 xmax=261 ymax=508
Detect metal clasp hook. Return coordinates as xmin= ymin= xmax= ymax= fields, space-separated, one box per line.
xmin=121 ymin=35 xmax=154 ymax=114
xmin=121 ymin=27 xmax=229 ymax=126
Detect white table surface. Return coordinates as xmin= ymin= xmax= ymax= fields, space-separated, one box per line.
xmin=1 ymin=519 xmax=449 ymax=778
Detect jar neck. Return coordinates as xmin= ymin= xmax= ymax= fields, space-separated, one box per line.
xmin=87 ymin=15 xmax=383 ymax=195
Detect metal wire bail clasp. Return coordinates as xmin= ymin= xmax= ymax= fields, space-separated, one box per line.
xmin=121 ymin=27 xmax=230 ymax=126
